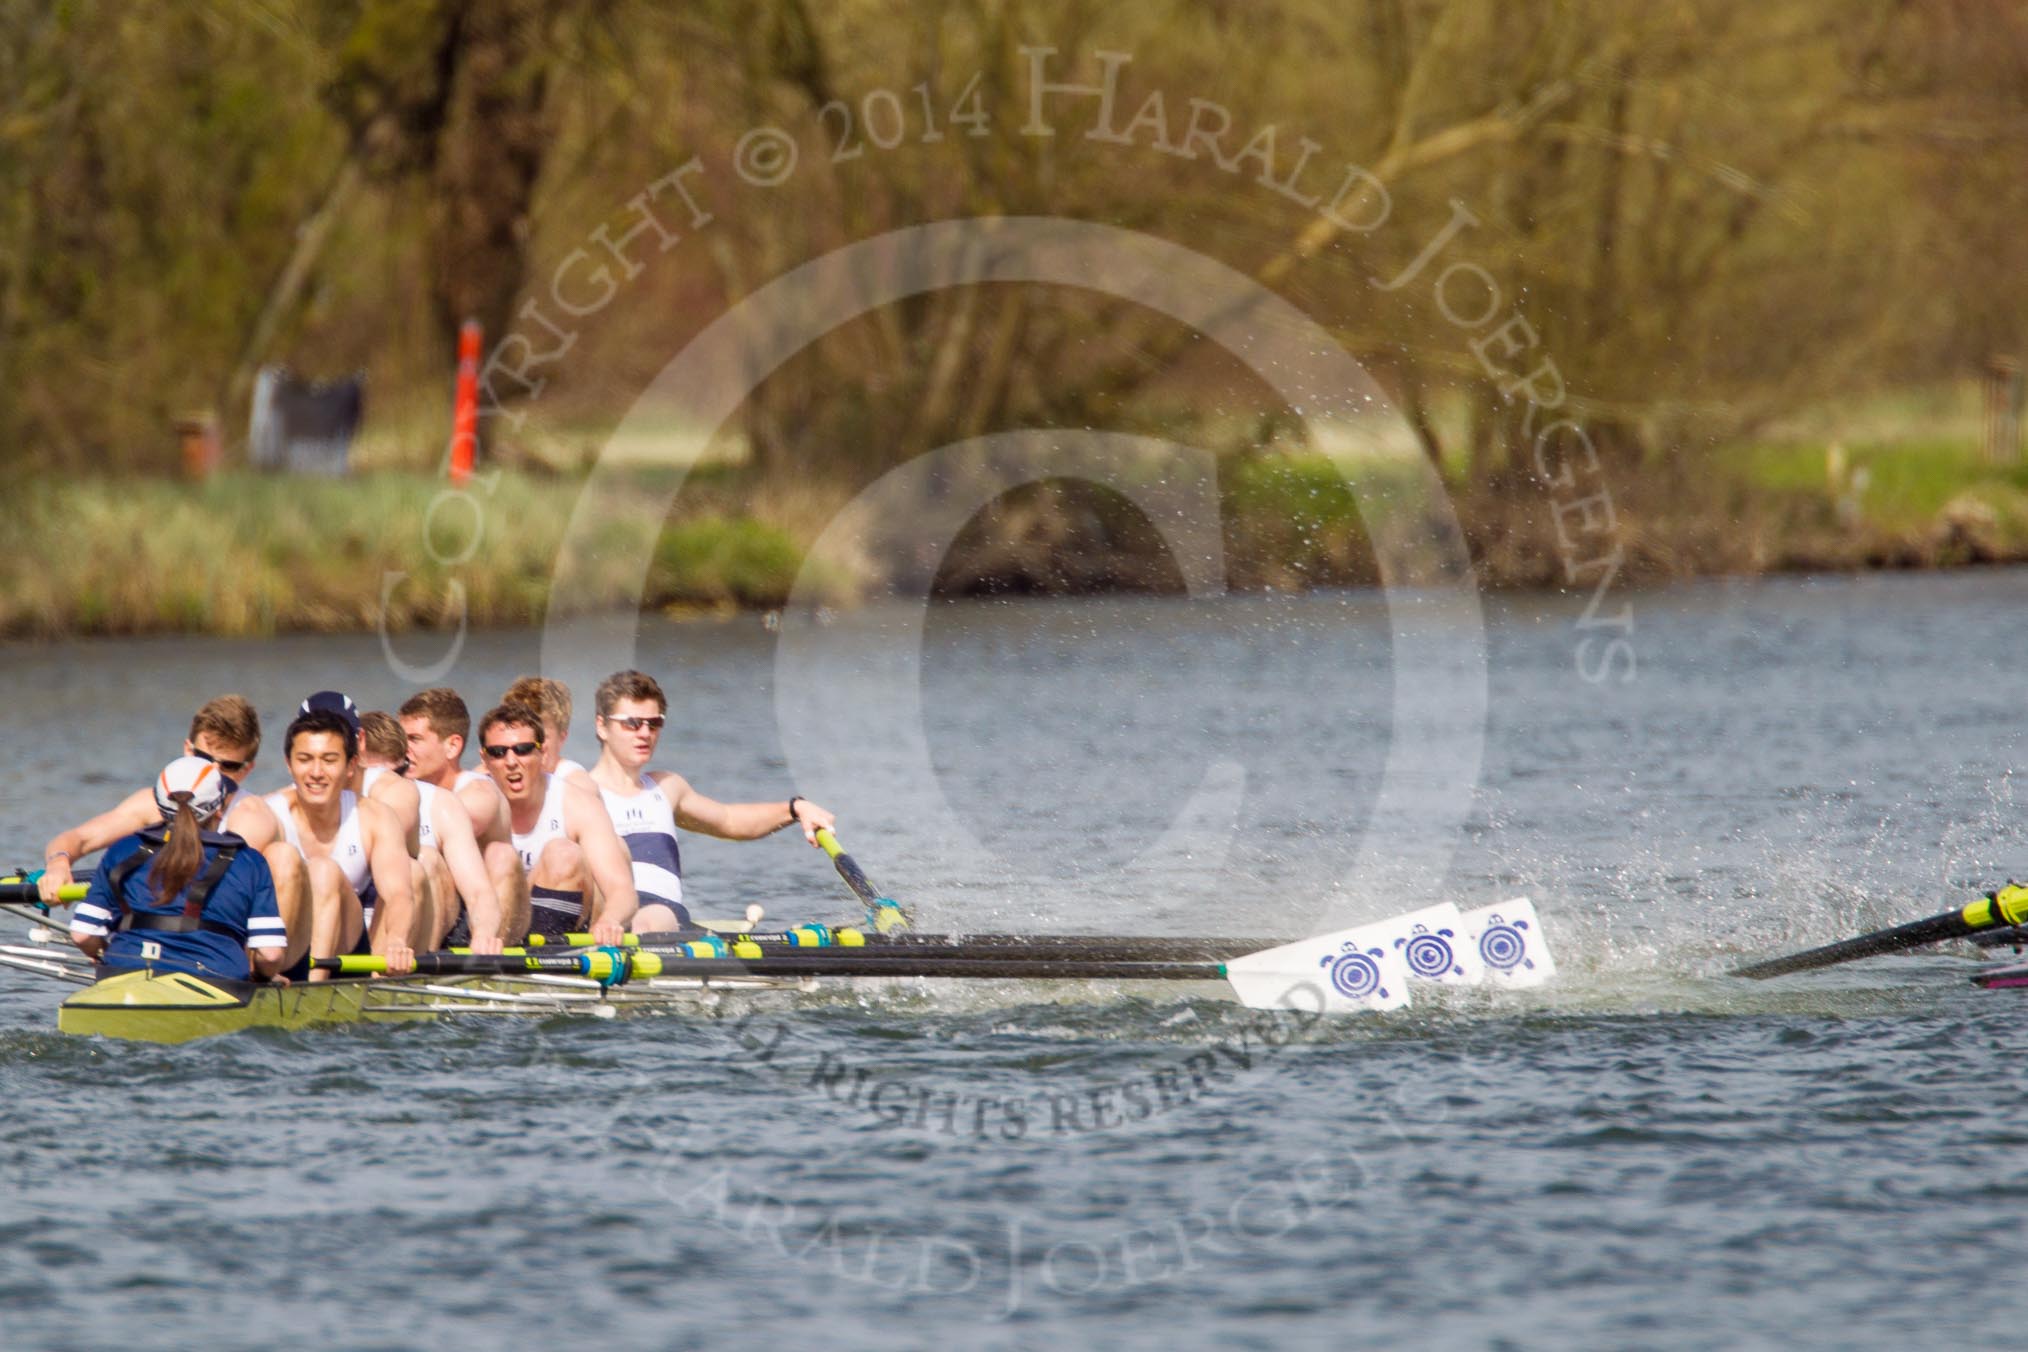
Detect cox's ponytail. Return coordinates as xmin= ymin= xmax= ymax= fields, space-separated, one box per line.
xmin=148 ymin=793 xmax=207 ymax=917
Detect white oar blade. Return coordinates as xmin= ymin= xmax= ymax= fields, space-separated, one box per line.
xmin=1457 ymin=898 xmax=1556 ymax=988
xmin=1367 ymin=901 xmax=1484 ymax=986
xmin=1223 ymin=921 xmax=1412 ymax=1014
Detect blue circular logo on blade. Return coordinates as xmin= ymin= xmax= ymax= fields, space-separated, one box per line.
xmin=1479 ymin=922 xmax=1527 ymax=971
xmin=1326 ymin=952 xmax=1384 ymax=999
xmin=1404 ymin=933 xmax=1455 ymax=979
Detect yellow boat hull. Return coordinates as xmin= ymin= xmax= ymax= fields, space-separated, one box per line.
xmin=54 ymin=965 xmax=805 ymax=1043
xmin=56 ymin=969 xmax=431 ymax=1043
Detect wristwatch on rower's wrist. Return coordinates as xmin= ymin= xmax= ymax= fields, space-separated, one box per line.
xmin=786 ymin=795 xmax=805 ymax=826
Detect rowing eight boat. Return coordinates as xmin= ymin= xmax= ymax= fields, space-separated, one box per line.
xmin=5 ymin=832 xmax=1559 ymax=1042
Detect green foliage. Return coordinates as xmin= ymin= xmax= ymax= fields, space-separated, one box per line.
xmin=8 ymin=0 xmax=2028 ymax=620
xmin=650 ymin=517 xmax=806 ymax=607
xmin=0 ymin=470 xmax=813 ymax=637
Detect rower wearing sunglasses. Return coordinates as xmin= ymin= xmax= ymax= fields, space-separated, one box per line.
xmin=586 ymin=669 xmax=835 ymax=933
xmin=35 ymin=697 xmax=310 ymax=969
xmin=478 ymin=700 xmax=637 ymax=945
xmin=396 ymin=686 xmax=530 ymax=944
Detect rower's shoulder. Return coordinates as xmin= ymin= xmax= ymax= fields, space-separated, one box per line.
xmin=452 ymin=770 xmax=501 ymax=798
xmin=355 ymin=793 xmax=405 ymax=837
xmin=224 ymin=791 xmax=279 ymax=841
xmin=369 ymin=773 xmax=420 ymax=807
xmin=561 ymin=772 xmax=606 ymax=804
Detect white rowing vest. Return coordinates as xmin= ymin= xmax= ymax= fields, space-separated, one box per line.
xmin=511 ymin=773 xmax=570 ymax=871
xmin=556 ymin=757 xmax=589 ymax=782
xmin=414 ymin=779 xmax=442 ymax=853
xmin=454 ymin=768 xmax=492 ymax=793
xmin=266 ymin=789 xmax=371 ymax=895
xmin=362 ymin=765 xmax=437 ymax=856
xmin=598 ymin=774 xmax=683 ymax=913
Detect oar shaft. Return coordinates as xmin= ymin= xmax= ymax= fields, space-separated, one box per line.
xmin=318 ymin=952 xmax=597 ymax=977
xmin=813 ymin=828 xmax=909 ymax=932
xmin=1732 ymin=886 xmax=2028 ymax=979
xmin=535 ymin=928 xmax=1283 ymax=961
xmin=705 ymin=954 xmax=1227 ymax=980
xmin=320 ymin=948 xmax=1228 ymax=982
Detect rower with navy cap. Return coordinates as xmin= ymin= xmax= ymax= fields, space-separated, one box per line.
xmin=69 ymin=756 xmax=290 ymax=983
xmin=264 ymin=701 xmax=422 ymax=979
xmin=300 ymin=690 xmax=360 ymax=732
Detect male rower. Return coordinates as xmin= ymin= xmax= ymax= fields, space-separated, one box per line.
xmin=478 ymin=700 xmax=636 ymax=945
xmin=587 ymin=669 xmax=835 ymax=931
xmin=359 ymin=710 xmax=506 ymax=954
xmin=38 ymin=696 xmax=315 ymax=970
xmin=264 ymin=708 xmax=420 ymax=978
xmin=398 ymin=686 xmax=531 ymax=941
xmin=502 ymin=675 xmax=590 ymax=781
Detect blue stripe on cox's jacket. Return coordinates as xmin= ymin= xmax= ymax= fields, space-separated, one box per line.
xmin=72 ymin=825 xmax=285 ymax=982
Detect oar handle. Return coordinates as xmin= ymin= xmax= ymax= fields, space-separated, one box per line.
xmin=318 ymin=950 xmax=634 ymax=980
xmin=526 ymin=923 xmax=859 ymax=949
xmin=0 ymin=873 xmax=89 ymax=905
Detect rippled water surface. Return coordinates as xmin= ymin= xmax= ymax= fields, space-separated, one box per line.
xmin=6 ymin=571 xmax=2028 ymax=1350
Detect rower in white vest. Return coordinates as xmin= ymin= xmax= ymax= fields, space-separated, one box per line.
xmin=397 ymin=686 xmax=532 ymax=947
xmin=478 ymin=700 xmax=639 ymax=945
xmin=262 ymin=705 xmax=419 ymax=980
xmin=358 ymin=710 xmax=506 ymax=954
xmin=585 ymin=669 xmax=836 ymax=934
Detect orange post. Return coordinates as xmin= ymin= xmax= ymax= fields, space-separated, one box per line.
xmin=175 ymin=413 xmax=220 ymax=481
xmin=449 ymin=319 xmax=481 ymax=485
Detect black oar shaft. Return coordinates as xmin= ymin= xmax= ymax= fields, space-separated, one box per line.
xmin=319 ymin=949 xmax=1230 ymax=982
xmin=639 ymin=933 xmax=1278 ymax=962
xmin=1732 ymin=911 xmax=1977 ymax=979
xmin=1731 ymin=885 xmax=2028 ymax=979
xmin=812 ymin=828 xmax=910 ymax=931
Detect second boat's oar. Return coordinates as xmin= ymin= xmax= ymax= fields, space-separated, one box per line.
xmin=1732 ymin=884 xmax=2028 ymax=979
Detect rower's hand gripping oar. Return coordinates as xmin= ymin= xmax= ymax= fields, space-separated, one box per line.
xmin=1732 ymin=883 xmax=2028 ymax=979
xmin=814 ymin=827 xmax=910 ymax=933
xmin=0 ymin=872 xmax=89 ymax=907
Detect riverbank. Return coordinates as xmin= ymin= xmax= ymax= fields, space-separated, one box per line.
xmin=8 ymin=432 xmax=2028 ymax=638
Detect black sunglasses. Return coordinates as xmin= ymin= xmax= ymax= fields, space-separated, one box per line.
xmin=602 ymin=715 xmax=666 ymax=731
xmin=191 ymin=747 xmax=251 ymax=775
xmin=482 ymin=741 xmax=541 ymax=760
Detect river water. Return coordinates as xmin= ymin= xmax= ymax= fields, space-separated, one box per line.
xmin=4 ymin=570 xmax=2028 ymax=1350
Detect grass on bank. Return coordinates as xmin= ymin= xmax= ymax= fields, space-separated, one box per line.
xmin=0 ymin=471 xmax=819 ymax=638
xmin=10 ymin=377 xmax=2028 ymax=639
